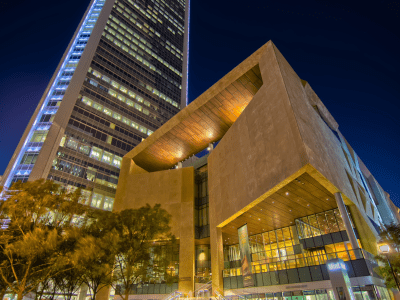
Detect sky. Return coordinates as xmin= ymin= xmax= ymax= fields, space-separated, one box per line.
xmin=0 ymin=0 xmax=399 ymax=205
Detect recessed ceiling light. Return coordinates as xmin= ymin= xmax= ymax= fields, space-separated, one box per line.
xmin=307 ymin=204 xmax=310 ymax=206
xmin=272 ymin=201 xmax=275 ymax=204
xmin=326 ymin=198 xmax=329 ymax=201
xmin=289 ymin=210 xmax=292 ymax=212
xmin=259 ymin=218 xmax=261 ymax=220
xmin=285 ymin=192 xmax=289 ymax=196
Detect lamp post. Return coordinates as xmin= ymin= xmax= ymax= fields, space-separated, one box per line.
xmin=379 ymin=244 xmax=400 ymax=290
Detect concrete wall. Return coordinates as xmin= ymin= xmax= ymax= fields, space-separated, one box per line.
xmin=208 ymin=42 xmax=381 ymax=293
xmin=114 ymin=158 xmax=195 ymax=294
xmin=271 ymin=44 xmax=380 ymax=252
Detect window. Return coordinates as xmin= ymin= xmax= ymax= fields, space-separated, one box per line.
xmin=66 ymin=137 xmax=79 ymax=150
xmin=92 ymin=70 xmax=101 ymax=78
xmin=134 ymin=103 xmax=142 ymax=111
xmin=113 ymin=112 xmax=122 ymax=121
xmin=126 ymin=99 xmax=134 ymax=107
xmin=82 ymin=96 xmax=93 ymax=106
xmin=90 ymin=147 xmax=102 ymax=160
xmin=108 ymin=89 xmax=117 ymax=97
xmin=86 ymin=168 xmax=96 ymax=182
xmin=122 ymin=117 xmax=130 ymax=125
xmin=102 ymin=75 xmax=110 ymax=83
xmin=30 ymin=131 xmax=48 ymax=143
xmin=119 ymin=85 xmax=128 ymax=93
xmin=117 ymin=94 xmax=126 ymax=102
xmin=20 ymin=153 xmax=39 ymax=165
xmin=102 ymin=151 xmax=113 ymax=164
xmin=112 ymin=156 xmax=122 ymax=168
xmin=128 ymin=90 xmax=136 ymax=98
xmin=111 ymin=81 xmax=119 ymax=89
xmin=89 ymin=79 xmax=98 ymax=87
xmin=103 ymin=107 xmax=112 ymax=116
xmin=93 ymin=103 xmax=103 ymax=111
xmin=104 ymin=196 xmax=114 ymax=211
xmin=91 ymin=193 xmax=103 ymax=208
xmin=79 ymin=145 xmax=91 ymax=155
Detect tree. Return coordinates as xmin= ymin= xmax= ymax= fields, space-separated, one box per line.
xmin=109 ymin=204 xmax=176 ymax=300
xmin=73 ymin=231 xmax=117 ymax=300
xmin=377 ymin=224 xmax=400 ymax=289
xmin=0 ymin=179 xmax=92 ymax=300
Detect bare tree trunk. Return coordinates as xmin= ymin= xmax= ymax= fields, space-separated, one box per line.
xmin=124 ymin=289 xmax=130 ymax=300
xmin=17 ymin=292 xmax=24 ymax=300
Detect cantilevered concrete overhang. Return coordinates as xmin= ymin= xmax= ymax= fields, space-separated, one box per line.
xmin=123 ymin=44 xmax=266 ymax=172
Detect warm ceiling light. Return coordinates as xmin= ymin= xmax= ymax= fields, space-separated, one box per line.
xmin=326 ymin=198 xmax=329 ymax=201
xmin=285 ymin=192 xmax=289 ymax=196
xmin=272 ymin=201 xmax=275 ymax=204
xmin=258 ymin=218 xmax=261 ymax=220
xmin=307 ymin=204 xmax=310 ymax=206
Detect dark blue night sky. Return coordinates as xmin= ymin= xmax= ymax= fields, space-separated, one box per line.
xmin=0 ymin=0 xmax=399 ymax=205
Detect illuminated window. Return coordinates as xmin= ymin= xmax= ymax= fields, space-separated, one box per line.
xmin=101 ymin=151 xmax=113 ymax=163
xmin=90 ymin=147 xmax=103 ymax=160
xmin=108 ymin=89 xmax=117 ymax=97
xmin=91 ymin=193 xmax=103 ymax=208
xmin=30 ymin=131 xmax=48 ymax=143
xmin=104 ymin=196 xmax=114 ymax=211
xmin=66 ymin=138 xmax=79 ymax=150
xmin=112 ymin=156 xmax=122 ymax=168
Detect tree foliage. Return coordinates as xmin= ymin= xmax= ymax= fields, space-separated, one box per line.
xmin=377 ymin=224 xmax=400 ymax=289
xmin=0 ymin=180 xmax=174 ymax=300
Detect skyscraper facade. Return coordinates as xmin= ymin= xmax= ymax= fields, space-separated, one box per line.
xmin=1 ymin=0 xmax=190 ymax=211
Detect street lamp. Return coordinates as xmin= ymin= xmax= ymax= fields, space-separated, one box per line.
xmin=379 ymin=244 xmax=400 ymax=290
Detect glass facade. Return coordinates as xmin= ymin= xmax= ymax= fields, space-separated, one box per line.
xmin=223 ymin=209 xmax=362 ymax=277
xmin=195 ymin=163 xmax=210 ymax=239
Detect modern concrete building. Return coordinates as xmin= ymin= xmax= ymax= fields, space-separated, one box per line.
xmin=0 ymin=0 xmax=190 ymax=211
xmin=115 ymin=41 xmax=398 ymax=300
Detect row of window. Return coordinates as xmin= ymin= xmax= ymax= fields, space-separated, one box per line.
xmin=55 ymin=146 xmax=120 ymax=177
xmin=96 ymin=40 xmax=182 ymax=104
xmin=52 ymin=157 xmax=118 ymax=190
xmin=109 ymin=9 xmax=183 ymax=75
xmin=72 ymin=104 xmax=144 ymax=147
xmin=105 ymin=17 xmax=182 ymax=80
xmin=117 ymin=0 xmax=164 ymax=27
xmin=63 ymin=184 xmax=114 ymax=211
xmin=81 ymin=96 xmax=153 ymax=136
xmin=60 ymin=136 xmax=122 ymax=168
xmin=91 ymin=66 xmax=179 ymax=111
xmin=90 ymin=68 xmax=149 ymax=107
xmin=68 ymin=116 xmax=135 ymax=152
xmin=103 ymin=31 xmax=181 ymax=96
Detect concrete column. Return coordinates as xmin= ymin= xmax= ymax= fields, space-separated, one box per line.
xmin=211 ymin=227 xmax=224 ymax=295
xmin=334 ymin=192 xmax=359 ymax=250
xmin=78 ymin=285 xmax=89 ymax=300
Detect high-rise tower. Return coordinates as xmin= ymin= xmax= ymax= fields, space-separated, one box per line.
xmin=1 ymin=0 xmax=190 ymax=211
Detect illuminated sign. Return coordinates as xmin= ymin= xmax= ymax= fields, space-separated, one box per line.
xmin=327 ymin=262 xmax=347 ymax=271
